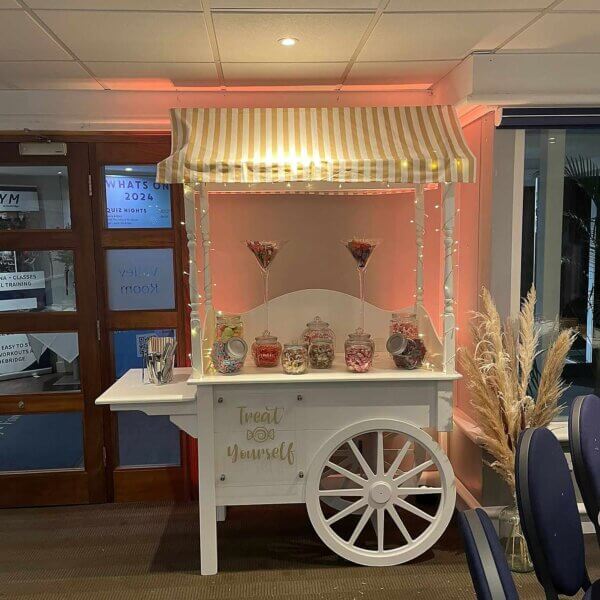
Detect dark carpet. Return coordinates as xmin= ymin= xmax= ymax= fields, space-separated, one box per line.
xmin=0 ymin=502 xmax=597 ymax=599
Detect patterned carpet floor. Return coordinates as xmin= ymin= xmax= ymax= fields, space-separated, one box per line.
xmin=0 ymin=502 xmax=598 ymax=599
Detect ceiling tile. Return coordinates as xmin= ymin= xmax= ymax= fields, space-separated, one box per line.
xmin=0 ymin=1 xmax=18 ymax=7
xmin=0 ymin=61 xmax=102 ymax=89
xmin=88 ymin=61 xmax=218 ymax=90
xmin=28 ymin=1 xmax=201 ymax=9
xmin=554 ymin=0 xmax=600 ymax=9
xmin=0 ymin=10 xmax=70 ymax=60
xmin=359 ymin=12 xmax=534 ymax=61
xmin=346 ymin=60 xmax=459 ymax=85
xmin=222 ymin=62 xmax=345 ymax=85
xmin=213 ymin=12 xmax=371 ymax=62
xmin=212 ymin=1 xmax=378 ymax=8
xmin=386 ymin=0 xmax=550 ymax=9
xmin=502 ymin=13 xmax=600 ymax=52
xmin=37 ymin=10 xmax=213 ymax=62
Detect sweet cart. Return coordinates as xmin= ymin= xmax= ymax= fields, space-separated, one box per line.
xmin=96 ymin=105 xmax=475 ymax=575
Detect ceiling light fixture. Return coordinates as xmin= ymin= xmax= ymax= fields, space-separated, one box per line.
xmin=125 ymin=167 xmax=133 ymax=171
xmin=278 ymin=37 xmax=298 ymax=47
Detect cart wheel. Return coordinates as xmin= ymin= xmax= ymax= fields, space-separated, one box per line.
xmin=306 ymin=418 xmax=455 ymax=567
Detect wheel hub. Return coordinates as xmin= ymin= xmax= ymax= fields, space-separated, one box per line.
xmin=369 ymin=481 xmax=392 ymax=504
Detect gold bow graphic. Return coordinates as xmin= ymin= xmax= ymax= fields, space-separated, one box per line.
xmin=247 ymin=427 xmax=275 ymax=443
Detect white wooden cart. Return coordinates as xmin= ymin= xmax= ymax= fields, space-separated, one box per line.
xmin=97 ymin=106 xmax=475 ymax=575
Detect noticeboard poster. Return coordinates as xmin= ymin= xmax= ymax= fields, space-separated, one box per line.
xmin=0 ymin=185 xmax=39 ymax=212
xmin=0 ymin=333 xmax=37 ymax=376
xmin=105 ymin=175 xmax=171 ymax=229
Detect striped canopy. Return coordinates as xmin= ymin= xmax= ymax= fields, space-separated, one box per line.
xmin=156 ymin=106 xmax=476 ymax=184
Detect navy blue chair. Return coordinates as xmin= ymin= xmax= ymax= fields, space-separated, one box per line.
xmin=458 ymin=508 xmax=519 ymax=599
xmin=516 ymin=427 xmax=600 ymax=599
xmin=569 ymin=394 xmax=600 ymax=545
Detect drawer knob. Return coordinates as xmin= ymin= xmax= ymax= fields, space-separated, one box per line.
xmin=219 ymin=474 xmax=226 ymax=482
xmin=217 ymin=397 xmax=224 ymax=403
xmin=298 ymin=471 xmax=304 ymax=479
xmin=297 ymin=394 xmax=303 ymax=401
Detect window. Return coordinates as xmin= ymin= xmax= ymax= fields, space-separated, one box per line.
xmin=523 ymin=128 xmax=600 ymax=417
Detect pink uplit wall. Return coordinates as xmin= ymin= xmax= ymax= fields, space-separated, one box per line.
xmin=207 ymin=189 xmax=444 ymax=333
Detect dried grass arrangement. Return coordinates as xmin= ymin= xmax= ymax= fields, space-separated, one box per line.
xmin=460 ymin=286 xmax=576 ymax=492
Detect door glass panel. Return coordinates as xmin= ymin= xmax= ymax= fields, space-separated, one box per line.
xmin=0 ymin=249 xmax=75 ymax=312
xmin=104 ymin=165 xmax=171 ymax=229
xmin=0 ymin=332 xmax=80 ymax=394
xmin=0 ymin=412 xmax=83 ymax=472
xmin=0 ymin=166 xmax=70 ymax=230
xmin=112 ymin=328 xmax=180 ymax=467
xmin=523 ymin=128 xmax=600 ymax=418
xmin=106 ymin=248 xmax=175 ymax=311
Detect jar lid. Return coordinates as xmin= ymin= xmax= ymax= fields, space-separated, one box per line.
xmin=391 ymin=310 xmax=416 ymax=319
xmin=386 ymin=333 xmax=408 ymax=356
xmin=217 ymin=312 xmax=241 ymax=320
xmin=225 ymin=336 xmax=248 ymax=360
xmin=306 ymin=315 xmax=330 ymax=329
xmin=255 ymin=330 xmax=278 ymax=343
xmin=284 ymin=342 xmax=305 ymax=350
xmin=347 ymin=327 xmax=372 ymax=341
xmin=311 ymin=337 xmax=333 ymax=344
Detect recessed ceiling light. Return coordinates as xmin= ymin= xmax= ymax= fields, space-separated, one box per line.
xmin=125 ymin=167 xmax=133 ymax=171
xmin=278 ymin=37 xmax=298 ymax=47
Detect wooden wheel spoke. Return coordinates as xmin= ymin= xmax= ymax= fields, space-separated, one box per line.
xmin=394 ymin=459 xmax=434 ymax=486
xmin=399 ymin=487 xmax=442 ymax=496
xmin=318 ymin=488 xmax=365 ymax=497
xmin=325 ymin=460 xmax=368 ymax=487
xmin=385 ymin=440 xmax=412 ymax=478
xmin=326 ymin=497 xmax=368 ymax=525
xmin=394 ymin=498 xmax=435 ymax=523
xmin=377 ymin=507 xmax=385 ymax=552
xmin=386 ymin=505 xmax=413 ymax=543
xmin=376 ymin=431 xmax=384 ymax=476
xmin=349 ymin=506 xmax=374 ymax=545
xmin=347 ymin=438 xmax=375 ymax=478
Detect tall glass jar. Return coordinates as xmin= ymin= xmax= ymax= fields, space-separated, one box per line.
xmin=302 ymin=316 xmax=335 ymax=347
xmin=499 ymin=496 xmax=534 ymax=573
xmin=216 ymin=313 xmax=244 ymax=342
xmin=251 ymin=332 xmax=282 ymax=368
xmin=282 ymin=342 xmax=308 ymax=375
xmin=344 ymin=328 xmax=375 ymax=373
xmin=309 ymin=338 xmax=335 ymax=369
xmin=390 ymin=310 xmax=419 ymax=340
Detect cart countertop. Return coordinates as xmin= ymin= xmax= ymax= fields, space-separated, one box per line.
xmin=95 ymin=368 xmax=195 ymax=405
xmin=189 ymin=354 xmax=461 ymax=386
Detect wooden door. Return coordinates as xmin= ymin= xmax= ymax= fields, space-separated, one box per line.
xmin=0 ymin=142 xmax=105 ymax=507
xmin=90 ymin=139 xmax=190 ymax=502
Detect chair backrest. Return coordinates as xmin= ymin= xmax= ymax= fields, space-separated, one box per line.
xmin=459 ymin=508 xmax=519 ymax=600
xmin=516 ymin=427 xmax=590 ymax=599
xmin=569 ymin=394 xmax=600 ymax=542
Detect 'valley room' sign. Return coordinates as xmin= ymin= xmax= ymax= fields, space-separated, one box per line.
xmin=0 ymin=186 xmax=40 ymax=212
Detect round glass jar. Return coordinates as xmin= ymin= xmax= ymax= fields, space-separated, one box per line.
xmin=389 ymin=310 xmax=420 ymax=340
xmin=282 ymin=342 xmax=308 ymax=375
xmin=302 ymin=316 xmax=335 ymax=347
xmin=344 ymin=328 xmax=375 ymax=373
xmin=211 ymin=337 xmax=247 ymax=375
xmin=216 ymin=313 xmax=244 ymax=342
xmin=392 ymin=338 xmax=426 ymax=370
xmin=308 ymin=338 xmax=335 ymax=369
xmin=251 ymin=332 xmax=282 ymax=368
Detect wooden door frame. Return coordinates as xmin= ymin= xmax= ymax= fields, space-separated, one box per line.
xmin=90 ymin=138 xmax=190 ymax=502
xmin=0 ymin=141 xmax=105 ymax=507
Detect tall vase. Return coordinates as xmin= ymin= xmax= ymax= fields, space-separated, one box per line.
xmin=498 ymin=495 xmax=534 ymax=573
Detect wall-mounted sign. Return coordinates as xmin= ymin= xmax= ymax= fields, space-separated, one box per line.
xmin=106 ymin=248 xmax=175 ymax=311
xmin=0 ymin=334 xmax=36 ymax=375
xmin=0 ymin=186 xmax=39 ymax=212
xmin=105 ymin=175 xmax=171 ymax=229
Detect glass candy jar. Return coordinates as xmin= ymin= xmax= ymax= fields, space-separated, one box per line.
xmin=251 ymin=331 xmax=282 ymax=368
xmin=309 ymin=338 xmax=335 ymax=369
xmin=344 ymin=328 xmax=375 ymax=373
xmin=211 ymin=337 xmax=247 ymax=375
xmin=216 ymin=313 xmax=244 ymax=342
xmin=390 ymin=310 xmax=420 ymax=340
xmin=282 ymin=342 xmax=308 ymax=375
xmin=302 ymin=316 xmax=335 ymax=347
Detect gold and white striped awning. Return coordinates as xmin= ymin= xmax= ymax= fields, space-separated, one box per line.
xmin=156 ymin=106 xmax=476 ymax=184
